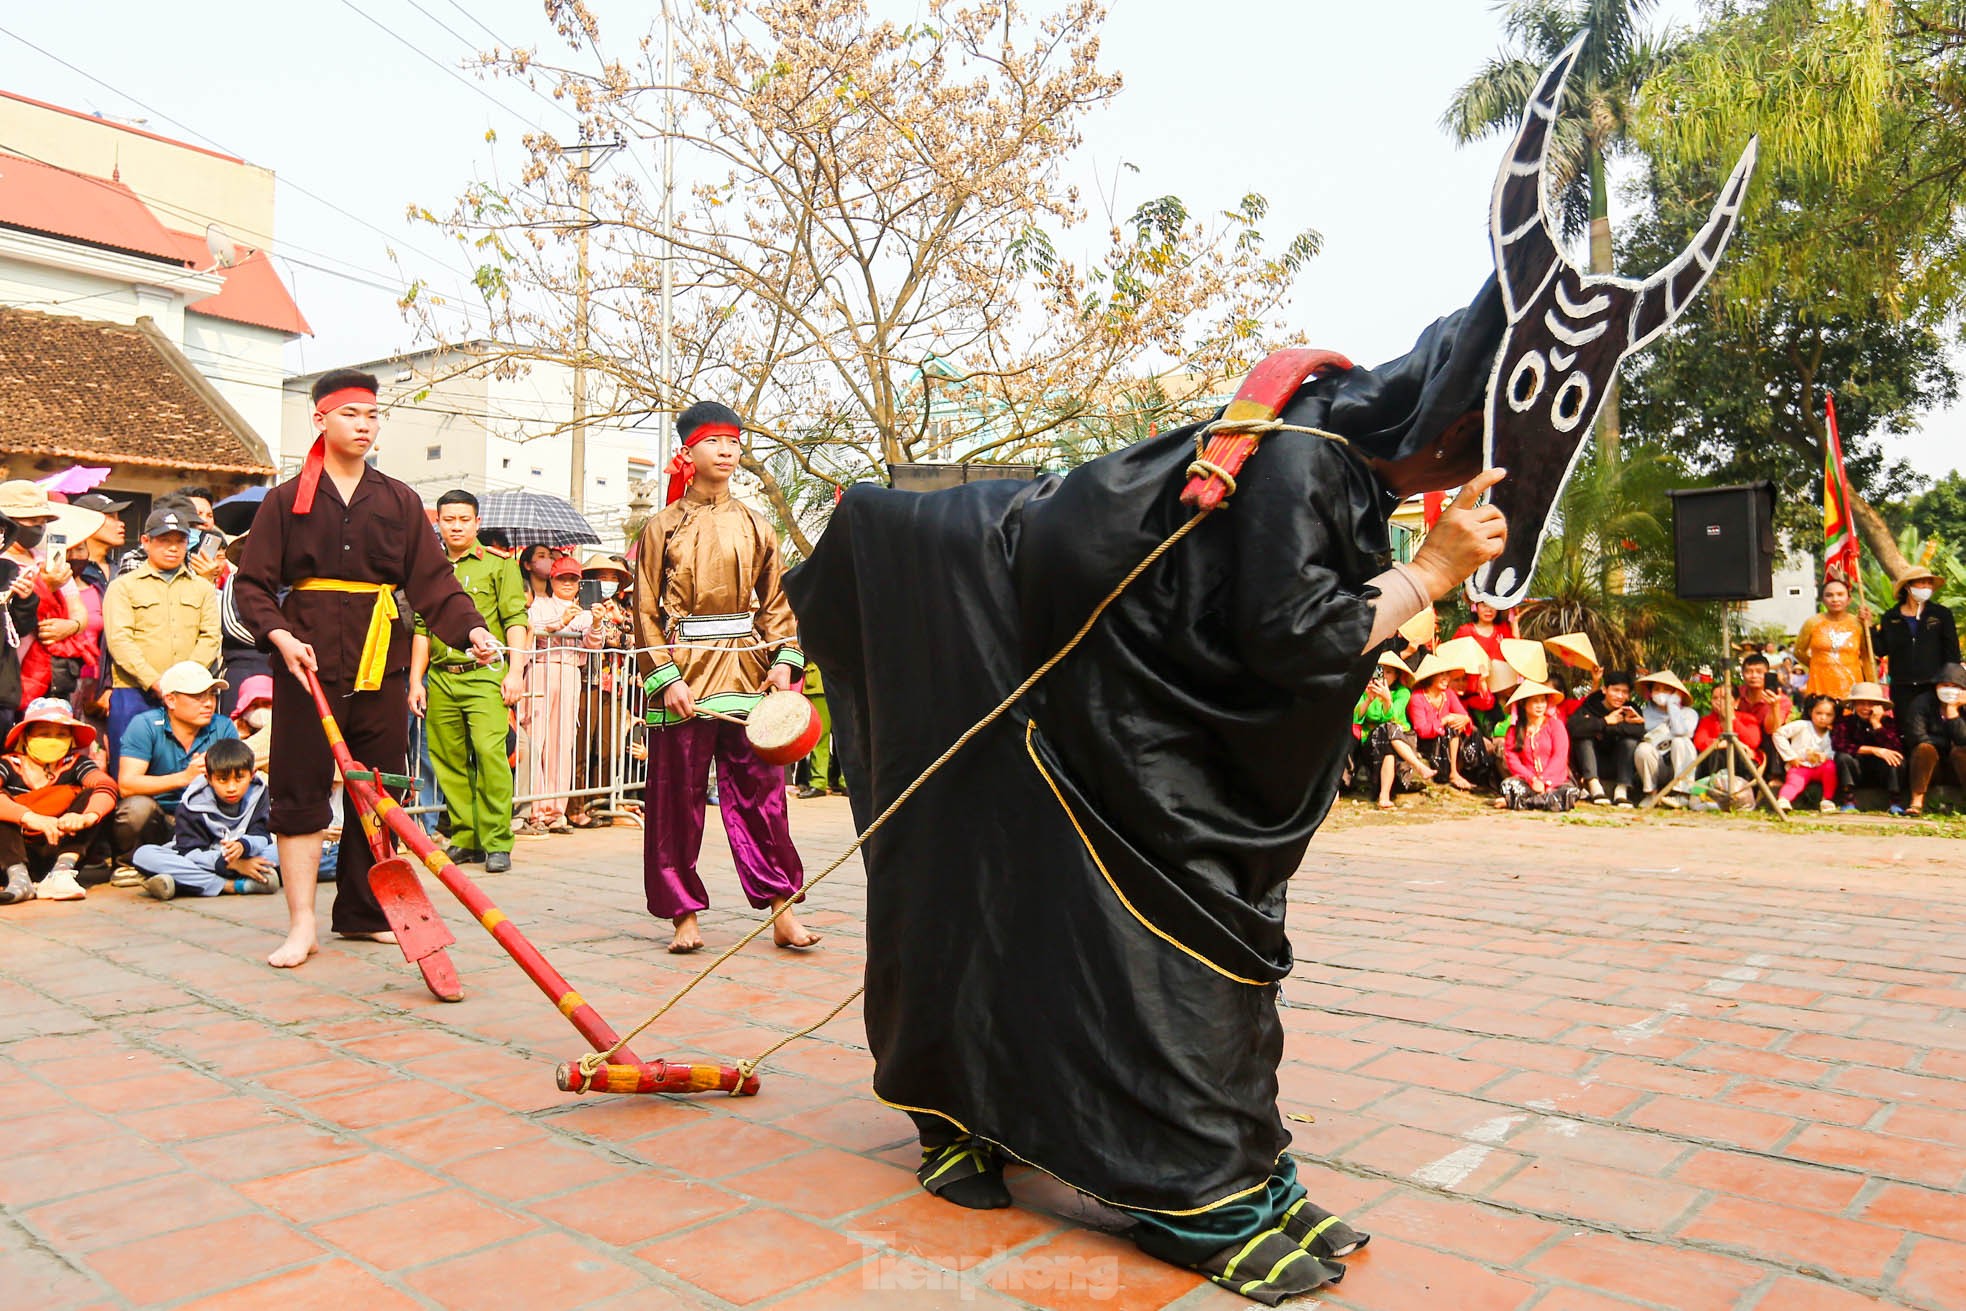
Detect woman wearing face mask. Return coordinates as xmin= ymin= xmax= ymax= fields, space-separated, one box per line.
xmin=518 ymin=544 xmax=557 ymax=602
xmin=232 ymin=675 xmax=275 ymax=773
xmin=1874 ymin=566 xmax=1960 ymax=724
xmin=1633 ymin=670 xmax=1700 ymax=806
xmin=1904 ymin=663 xmax=1966 ymax=817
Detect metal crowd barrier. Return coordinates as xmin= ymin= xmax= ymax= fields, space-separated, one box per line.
xmin=404 ymin=640 xmax=653 ymax=829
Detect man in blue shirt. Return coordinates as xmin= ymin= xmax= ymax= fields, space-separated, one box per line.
xmin=110 ymin=661 xmax=240 ymax=880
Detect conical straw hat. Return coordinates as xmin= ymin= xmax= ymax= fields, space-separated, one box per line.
xmin=1499 ymin=637 xmax=1549 ymax=684
xmin=1545 ymin=632 xmax=1599 ymax=671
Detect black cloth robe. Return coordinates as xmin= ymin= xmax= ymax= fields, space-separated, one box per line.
xmin=786 ymin=280 xmax=1506 ymax=1214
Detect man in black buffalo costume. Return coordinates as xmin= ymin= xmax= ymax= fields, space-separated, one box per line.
xmin=786 ymin=41 xmax=1755 ymax=1303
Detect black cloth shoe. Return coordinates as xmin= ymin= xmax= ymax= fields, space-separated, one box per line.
xmin=446 ymin=846 xmax=486 ymax=866
xmin=1196 ymin=1228 xmax=1345 ymax=1304
xmin=1278 ymin=1197 xmax=1369 ymax=1260
xmin=917 ymin=1139 xmax=1011 ymax=1209
xmin=485 ymin=851 xmax=512 ymax=874
xmin=796 ymin=786 xmax=827 ymax=799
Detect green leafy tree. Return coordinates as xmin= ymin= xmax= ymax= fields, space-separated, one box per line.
xmin=1443 ymin=0 xmax=1674 ymax=457
xmin=1513 ymin=446 xmax=1721 ymax=671
xmin=1911 ymin=472 xmax=1966 ymax=554
xmin=1635 ymin=0 xmax=1966 ymax=576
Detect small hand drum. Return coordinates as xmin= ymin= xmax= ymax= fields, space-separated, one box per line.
xmin=745 ymin=689 xmax=824 ymax=766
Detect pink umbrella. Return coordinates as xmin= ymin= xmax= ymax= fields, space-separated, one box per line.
xmin=38 ymin=466 xmax=112 ymax=496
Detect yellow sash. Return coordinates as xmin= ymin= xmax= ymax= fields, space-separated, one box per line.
xmin=291 ymin=579 xmax=397 ymax=692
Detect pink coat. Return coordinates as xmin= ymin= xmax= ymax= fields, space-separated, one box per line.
xmin=1504 ymin=715 xmax=1571 ymax=786
xmin=1408 ymin=687 xmax=1470 ymax=739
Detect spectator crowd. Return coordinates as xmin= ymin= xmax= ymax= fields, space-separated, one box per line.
xmin=0 ymin=463 xmax=1956 ymax=910
xmin=0 ymin=477 xmax=842 ymax=908
xmin=1354 ymin=565 xmax=1964 ymax=818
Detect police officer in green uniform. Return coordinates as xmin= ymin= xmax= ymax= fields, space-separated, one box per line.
xmin=409 ymin=490 xmax=530 ymax=873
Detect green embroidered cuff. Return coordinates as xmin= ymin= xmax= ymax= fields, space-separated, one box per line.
xmin=644 ymin=663 xmax=683 ymax=697
xmin=771 ymin=646 xmax=807 ymax=673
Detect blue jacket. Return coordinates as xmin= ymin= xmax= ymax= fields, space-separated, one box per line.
xmin=171 ymin=774 xmax=272 ymax=854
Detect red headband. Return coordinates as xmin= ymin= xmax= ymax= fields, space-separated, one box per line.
xmin=665 ymin=422 xmax=743 ymax=505
xmin=296 ymin=386 xmax=380 ymax=514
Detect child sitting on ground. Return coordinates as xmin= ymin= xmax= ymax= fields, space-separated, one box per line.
xmin=1773 ymin=693 xmax=1840 ymax=814
xmin=133 ymin=737 xmax=279 ymax=900
xmin=0 ymin=698 xmax=118 ymax=905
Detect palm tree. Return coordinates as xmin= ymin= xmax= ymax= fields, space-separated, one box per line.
xmin=1442 ymin=0 xmax=1674 ymax=459
xmin=1513 ymin=446 xmax=1719 ymax=672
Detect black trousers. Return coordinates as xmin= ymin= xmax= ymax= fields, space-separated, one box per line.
xmin=0 ymin=795 xmax=104 ymax=876
xmin=1572 ymin=736 xmax=1637 ymax=788
xmin=1835 ymin=751 xmax=1907 ymax=803
xmin=269 ymin=668 xmax=409 ymax=937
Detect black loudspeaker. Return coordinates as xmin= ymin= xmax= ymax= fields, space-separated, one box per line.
xmin=1666 ymin=482 xmax=1777 ymax=601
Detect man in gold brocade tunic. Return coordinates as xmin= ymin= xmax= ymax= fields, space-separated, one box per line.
xmin=633 ymin=401 xmax=819 ymax=954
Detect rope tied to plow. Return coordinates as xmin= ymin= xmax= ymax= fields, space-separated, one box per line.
xmin=576 ymin=411 xmax=1353 ymax=1088
xmin=576 ymin=503 xmax=1220 ymax=1085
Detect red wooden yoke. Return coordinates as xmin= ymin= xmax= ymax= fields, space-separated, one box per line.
xmin=1180 ymin=348 xmax=1354 ymax=510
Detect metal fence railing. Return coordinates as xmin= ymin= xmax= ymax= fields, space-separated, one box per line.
xmin=403 ymin=641 xmax=653 ymax=829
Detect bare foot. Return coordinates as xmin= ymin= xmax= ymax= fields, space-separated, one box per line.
xmin=1449 ymin=775 xmax=1476 ymax=791
xmin=1376 ymin=799 xmax=1396 ymax=811
xmin=771 ymin=898 xmax=822 ymax=950
xmin=669 ymin=913 xmax=705 ymax=954
xmin=268 ymin=924 xmax=318 ymax=969
xmin=336 ymin=930 xmax=398 ymax=944
xmin=1492 ymin=797 xmax=1510 ymax=810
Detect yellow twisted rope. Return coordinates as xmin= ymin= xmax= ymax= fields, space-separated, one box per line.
xmin=578 ymin=504 xmax=1221 ymax=1084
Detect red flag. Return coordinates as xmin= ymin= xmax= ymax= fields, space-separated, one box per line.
xmin=1423 ymin=491 xmax=1446 ymax=530
xmin=1822 ymin=393 xmax=1861 ymax=587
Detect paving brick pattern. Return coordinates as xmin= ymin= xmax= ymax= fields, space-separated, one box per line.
xmin=1 ymin=801 xmax=1961 ymax=1309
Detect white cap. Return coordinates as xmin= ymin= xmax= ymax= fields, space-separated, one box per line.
xmin=157 ymin=662 xmax=227 ymax=697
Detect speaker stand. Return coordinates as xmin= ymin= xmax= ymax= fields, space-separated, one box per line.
xmin=1639 ymin=606 xmax=1788 ymax=821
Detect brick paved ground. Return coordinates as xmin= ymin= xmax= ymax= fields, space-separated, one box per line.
xmin=2 ymin=798 xmax=1962 ymax=1310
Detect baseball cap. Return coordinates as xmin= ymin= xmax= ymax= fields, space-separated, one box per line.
xmin=157 ymin=662 xmax=227 ymax=697
xmin=71 ymin=492 xmax=132 ymax=515
xmin=143 ymin=506 xmax=193 ymax=538
xmin=551 ymin=555 xmax=585 ymax=578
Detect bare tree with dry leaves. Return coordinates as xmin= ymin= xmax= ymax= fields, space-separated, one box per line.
xmin=404 ymin=0 xmax=1319 ymax=553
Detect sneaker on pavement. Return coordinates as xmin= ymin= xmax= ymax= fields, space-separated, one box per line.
xmin=1612 ymin=785 xmax=1631 ymax=807
xmin=485 ymin=851 xmax=512 ymax=874
xmin=143 ymin=873 xmax=177 ymax=901
xmin=1775 ymin=797 xmax=1793 ymax=812
xmin=0 ymin=863 xmax=32 ymax=905
xmin=1839 ymin=803 xmax=1858 ymax=814
xmin=39 ymin=866 xmax=87 ymax=900
xmin=1661 ymin=793 xmax=1687 ymax=810
xmin=1820 ymin=800 xmax=1839 ymax=813
xmin=109 ymin=865 xmax=144 ymax=888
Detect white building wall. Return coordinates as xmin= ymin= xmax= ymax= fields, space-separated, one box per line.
xmin=1744 ymin=538 xmax=1820 ymax=638
xmin=180 ymin=316 xmax=288 ymax=448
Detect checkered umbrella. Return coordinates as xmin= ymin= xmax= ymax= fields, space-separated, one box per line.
xmin=479 ymin=490 xmax=602 ymax=549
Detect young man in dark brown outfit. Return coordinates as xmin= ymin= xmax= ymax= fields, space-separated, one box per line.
xmin=234 ymin=369 xmax=498 ymax=969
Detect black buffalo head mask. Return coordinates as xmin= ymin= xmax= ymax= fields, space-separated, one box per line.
xmin=1468 ymin=33 xmax=1757 ymax=607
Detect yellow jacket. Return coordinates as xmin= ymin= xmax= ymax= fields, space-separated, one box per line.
xmin=101 ymin=563 xmax=221 ymax=691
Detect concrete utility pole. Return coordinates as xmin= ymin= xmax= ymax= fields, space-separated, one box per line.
xmin=568 ymin=139 xmax=621 ymax=513
xmin=660 ymin=0 xmax=677 ymax=469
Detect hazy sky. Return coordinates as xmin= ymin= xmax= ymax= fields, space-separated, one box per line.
xmin=4 ymin=0 xmax=1959 ymax=476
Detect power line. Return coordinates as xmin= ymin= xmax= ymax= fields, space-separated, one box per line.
xmin=338 ymin=0 xmax=554 ymax=131
xmin=0 ymin=137 xmax=497 ymax=323
xmin=0 ymin=22 xmax=505 ymax=301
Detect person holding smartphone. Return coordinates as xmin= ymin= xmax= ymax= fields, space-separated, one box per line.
xmin=0 ymin=483 xmax=104 ymax=736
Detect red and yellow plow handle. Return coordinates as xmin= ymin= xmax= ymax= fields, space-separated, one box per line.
xmin=1180 ymin=348 xmax=1354 ymax=510
xmin=298 ymin=668 xmax=759 ymax=1098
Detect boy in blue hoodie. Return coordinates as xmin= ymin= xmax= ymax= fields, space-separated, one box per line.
xmin=134 ymin=738 xmax=278 ymax=899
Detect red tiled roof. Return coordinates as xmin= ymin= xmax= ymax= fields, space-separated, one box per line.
xmin=0 ymin=307 xmax=274 ymax=476
xmin=0 ymin=149 xmax=188 ymax=265
xmin=161 ymin=230 xmax=311 ymax=337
